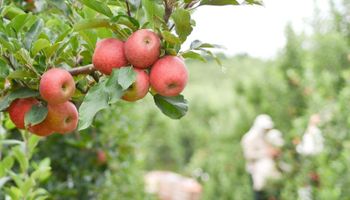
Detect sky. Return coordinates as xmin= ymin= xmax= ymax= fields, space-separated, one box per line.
xmin=185 ymin=0 xmax=330 ymax=59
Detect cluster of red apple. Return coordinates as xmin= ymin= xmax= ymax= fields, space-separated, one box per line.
xmin=8 ymin=68 xmax=78 ymax=136
xmin=6 ymin=29 xmax=188 ymax=136
xmin=93 ymin=29 xmax=189 ymax=101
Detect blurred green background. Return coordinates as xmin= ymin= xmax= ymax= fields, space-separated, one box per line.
xmin=1 ymin=0 xmax=350 ymax=199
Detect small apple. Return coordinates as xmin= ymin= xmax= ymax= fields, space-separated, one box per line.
xmin=124 ymin=29 xmax=161 ymax=69
xmin=8 ymin=98 xmax=39 ymax=129
xmin=97 ymin=150 xmax=107 ymax=165
xmin=46 ymin=101 xmax=78 ymax=134
xmin=40 ymin=68 xmax=75 ymax=105
xmin=93 ymin=38 xmax=128 ymax=75
xmin=122 ymin=68 xmax=150 ymax=102
xmin=150 ymin=56 xmax=188 ymax=97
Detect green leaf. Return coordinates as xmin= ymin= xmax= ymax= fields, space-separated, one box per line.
xmin=111 ymin=14 xmax=140 ymax=31
xmin=24 ymin=19 xmax=44 ymax=50
xmin=200 ymin=0 xmax=240 ymax=6
xmin=117 ymin=67 xmax=136 ymax=90
xmin=7 ymin=70 xmax=36 ymax=80
xmin=162 ymin=31 xmax=181 ymax=44
xmin=0 ymin=88 xmax=39 ymax=111
xmin=14 ymin=48 xmax=33 ymax=66
xmin=8 ymin=14 xmax=34 ymax=32
xmin=78 ymin=81 xmax=109 ymax=130
xmin=24 ymin=104 xmax=48 ymax=127
xmin=129 ymin=0 xmax=141 ymax=7
xmin=142 ymin=0 xmax=165 ymax=27
xmin=74 ymin=18 xmax=110 ymax=31
xmin=200 ymin=49 xmax=222 ymax=66
xmin=80 ymin=0 xmax=113 ymax=17
xmin=154 ymin=94 xmax=188 ymax=119
xmin=171 ymin=9 xmax=193 ymax=41
xmin=190 ymin=40 xmax=223 ymax=49
xmin=78 ymin=68 xmax=133 ymax=130
xmin=182 ymin=51 xmax=207 ymax=62
xmin=0 ymin=33 xmax=14 ymax=51
xmin=21 ymin=178 xmax=35 ymax=195
xmin=13 ymin=146 xmax=28 ymax=173
xmin=32 ymin=39 xmax=51 ymax=56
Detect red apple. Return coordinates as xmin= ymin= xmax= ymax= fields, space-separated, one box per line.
xmin=28 ymin=121 xmax=54 ymax=137
xmin=93 ymin=38 xmax=128 ymax=75
xmin=97 ymin=150 xmax=107 ymax=165
xmin=46 ymin=101 xmax=78 ymax=134
xmin=122 ymin=68 xmax=150 ymax=102
xmin=8 ymin=98 xmax=39 ymax=129
xmin=150 ymin=56 xmax=188 ymax=97
xmin=124 ymin=29 xmax=161 ymax=69
xmin=40 ymin=68 xmax=75 ymax=105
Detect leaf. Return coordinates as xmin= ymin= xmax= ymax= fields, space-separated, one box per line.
xmin=200 ymin=49 xmax=222 ymax=66
xmin=0 ymin=32 xmax=14 ymax=51
xmin=200 ymin=0 xmax=240 ymax=6
xmin=0 ymin=88 xmax=39 ymax=111
xmin=13 ymin=146 xmax=29 ymax=173
xmin=7 ymin=70 xmax=36 ymax=80
xmin=14 ymin=48 xmax=33 ymax=66
xmin=162 ymin=31 xmax=181 ymax=44
xmin=78 ymin=68 xmax=134 ymax=130
xmin=24 ymin=19 xmax=44 ymax=50
xmin=78 ymin=81 xmax=109 ymax=131
xmin=111 ymin=14 xmax=140 ymax=31
xmin=74 ymin=18 xmax=110 ymax=31
xmin=32 ymin=39 xmax=51 ymax=56
xmin=154 ymin=94 xmax=188 ymax=119
xmin=190 ymin=40 xmax=223 ymax=49
xmin=182 ymin=51 xmax=206 ymax=62
xmin=80 ymin=0 xmax=113 ymax=17
xmin=117 ymin=67 xmax=136 ymax=90
xmin=142 ymin=0 xmax=165 ymax=26
xmin=171 ymin=9 xmax=193 ymax=41
xmin=24 ymin=104 xmax=48 ymax=127
xmin=105 ymin=70 xmax=124 ymax=104
xmin=8 ymin=14 xmax=33 ymax=32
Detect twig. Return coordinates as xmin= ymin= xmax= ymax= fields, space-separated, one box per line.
xmin=163 ymin=0 xmax=172 ymax=24
xmin=68 ymin=64 xmax=96 ymax=76
xmin=125 ymin=0 xmax=131 ymax=17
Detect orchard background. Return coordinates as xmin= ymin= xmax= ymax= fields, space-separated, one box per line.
xmin=1 ymin=0 xmax=350 ymax=199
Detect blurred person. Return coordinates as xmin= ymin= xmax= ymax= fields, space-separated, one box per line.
xmin=296 ymin=114 xmax=324 ymax=156
xmin=144 ymin=171 xmax=202 ymax=200
xmin=241 ymin=114 xmax=284 ymax=200
xmin=296 ymin=114 xmax=324 ymax=200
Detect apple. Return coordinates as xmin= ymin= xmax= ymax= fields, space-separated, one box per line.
xmin=29 ymin=121 xmax=54 ymax=137
xmin=8 ymin=98 xmax=39 ymax=129
xmin=122 ymin=68 xmax=150 ymax=102
xmin=40 ymin=68 xmax=76 ymax=105
xmin=93 ymin=38 xmax=128 ymax=75
xmin=46 ymin=101 xmax=78 ymax=134
xmin=150 ymin=56 xmax=188 ymax=97
xmin=97 ymin=150 xmax=107 ymax=165
xmin=124 ymin=29 xmax=161 ymax=69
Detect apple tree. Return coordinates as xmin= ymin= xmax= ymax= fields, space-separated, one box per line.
xmin=0 ymin=0 xmax=262 ymax=198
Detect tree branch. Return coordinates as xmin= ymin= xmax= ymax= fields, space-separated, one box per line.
xmin=125 ymin=0 xmax=131 ymax=17
xmin=68 ymin=64 xmax=96 ymax=76
xmin=163 ymin=0 xmax=172 ymax=24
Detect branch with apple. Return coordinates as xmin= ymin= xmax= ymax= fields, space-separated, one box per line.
xmin=0 ymin=0 xmax=263 ymax=137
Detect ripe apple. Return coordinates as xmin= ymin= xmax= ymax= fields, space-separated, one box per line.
xmin=8 ymin=98 xmax=39 ymax=129
xmin=122 ymin=69 xmax=150 ymax=102
xmin=93 ymin=38 xmax=128 ymax=75
xmin=46 ymin=101 xmax=78 ymax=134
xmin=150 ymin=56 xmax=188 ymax=97
xmin=124 ymin=29 xmax=161 ymax=69
xmin=40 ymin=68 xmax=76 ymax=105
xmin=97 ymin=150 xmax=107 ymax=165
xmin=29 ymin=121 xmax=54 ymax=137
